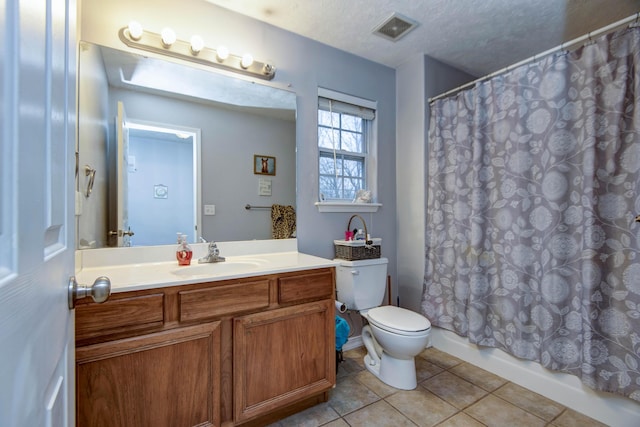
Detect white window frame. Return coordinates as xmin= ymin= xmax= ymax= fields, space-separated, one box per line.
xmin=316 ymin=88 xmax=379 ymax=212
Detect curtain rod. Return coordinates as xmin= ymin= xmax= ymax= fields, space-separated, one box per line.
xmin=428 ymin=12 xmax=640 ymax=104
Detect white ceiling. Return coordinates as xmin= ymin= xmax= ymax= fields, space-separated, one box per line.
xmin=204 ymin=0 xmax=640 ymax=77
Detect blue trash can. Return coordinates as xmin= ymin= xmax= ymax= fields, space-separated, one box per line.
xmin=335 ymin=316 xmax=350 ymax=373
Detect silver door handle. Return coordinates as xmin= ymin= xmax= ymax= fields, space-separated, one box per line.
xmin=351 ymin=270 xmax=359 ymax=275
xmin=68 ymin=276 xmax=111 ymax=309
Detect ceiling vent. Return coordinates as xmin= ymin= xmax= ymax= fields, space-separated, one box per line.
xmin=372 ymin=12 xmax=418 ymax=42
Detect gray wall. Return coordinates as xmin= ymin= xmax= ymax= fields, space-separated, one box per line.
xmin=127 ymin=133 xmax=194 ymax=246
xmin=80 ymin=0 xmax=398 ymax=284
xmin=76 ymin=42 xmax=110 ymax=249
xmin=396 ymin=55 xmax=474 ymax=311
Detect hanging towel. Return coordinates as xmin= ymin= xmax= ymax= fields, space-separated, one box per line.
xmin=271 ymin=204 xmax=296 ymax=239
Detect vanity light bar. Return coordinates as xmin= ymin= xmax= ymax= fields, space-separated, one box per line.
xmin=118 ymin=26 xmax=276 ymax=81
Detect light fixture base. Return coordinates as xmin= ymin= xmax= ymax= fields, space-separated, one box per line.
xmin=118 ymin=27 xmax=276 ymax=81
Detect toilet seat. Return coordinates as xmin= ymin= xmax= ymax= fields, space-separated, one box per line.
xmin=367 ymin=306 xmax=431 ymax=337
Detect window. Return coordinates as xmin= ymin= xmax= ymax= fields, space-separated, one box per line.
xmin=318 ymin=92 xmax=376 ymax=201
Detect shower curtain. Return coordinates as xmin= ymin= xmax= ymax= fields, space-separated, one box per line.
xmin=422 ymin=26 xmax=640 ymax=401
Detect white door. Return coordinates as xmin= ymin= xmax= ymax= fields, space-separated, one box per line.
xmin=0 ymin=0 xmax=76 ymax=425
xmin=115 ymin=101 xmax=132 ymax=246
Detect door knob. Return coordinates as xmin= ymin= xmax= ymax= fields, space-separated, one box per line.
xmin=68 ymin=276 xmax=111 ymax=309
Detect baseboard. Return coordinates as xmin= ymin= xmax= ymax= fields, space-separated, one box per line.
xmin=342 ymin=335 xmax=363 ymax=352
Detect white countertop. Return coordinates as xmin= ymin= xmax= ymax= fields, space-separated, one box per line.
xmin=75 ymin=240 xmax=338 ymax=293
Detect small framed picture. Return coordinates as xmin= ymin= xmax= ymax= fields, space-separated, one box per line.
xmin=254 ymin=155 xmax=276 ymax=176
xmin=154 ymin=184 xmax=168 ymax=199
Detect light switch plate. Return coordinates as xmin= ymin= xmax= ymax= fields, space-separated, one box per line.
xmin=258 ymin=178 xmax=272 ymax=196
xmin=204 ymin=204 xmax=215 ymax=215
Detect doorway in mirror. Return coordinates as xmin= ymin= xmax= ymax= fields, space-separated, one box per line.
xmin=125 ymin=120 xmax=201 ymax=246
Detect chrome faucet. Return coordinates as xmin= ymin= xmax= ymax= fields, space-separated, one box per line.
xmin=198 ymin=241 xmax=225 ymax=263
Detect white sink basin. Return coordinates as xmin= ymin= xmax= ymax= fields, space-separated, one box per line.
xmin=171 ymin=259 xmax=266 ymax=278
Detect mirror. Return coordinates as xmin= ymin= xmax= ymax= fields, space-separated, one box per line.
xmin=76 ymin=41 xmax=297 ymax=249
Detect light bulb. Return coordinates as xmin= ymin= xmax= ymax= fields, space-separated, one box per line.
xmin=241 ymin=53 xmax=254 ymax=69
xmin=127 ymin=21 xmax=143 ymax=41
xmin=190 ymin=35 xmax=204 ymax=54
xmin=216 ymin=46 xmax=229 ymax=62
xmin=160 ymin=27 xmax=176 ymax=47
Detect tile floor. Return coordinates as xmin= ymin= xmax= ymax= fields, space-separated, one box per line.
xmin=268 ymin=346 xmax=609 ymax=427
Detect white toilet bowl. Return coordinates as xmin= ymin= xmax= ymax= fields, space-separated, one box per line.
xmin=361 ymin=305 xmax=431 ymax=390
xmin=334 ymin=258 xmax=431 ymax=390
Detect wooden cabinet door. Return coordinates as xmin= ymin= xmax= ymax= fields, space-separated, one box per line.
xmin=76 ymin=322 xmax=221 ymax=427
xmin=233 ymin=300 xmax=335 ymax=423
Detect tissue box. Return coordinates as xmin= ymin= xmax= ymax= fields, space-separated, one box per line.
xmin=334 ymin=238 xmax=381 ymax=260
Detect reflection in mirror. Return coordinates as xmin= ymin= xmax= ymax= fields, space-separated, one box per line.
xmin=76 ymin=42 xmax=297 ymax=250
xmin=126 ymin=121 xmax=200 ymax=246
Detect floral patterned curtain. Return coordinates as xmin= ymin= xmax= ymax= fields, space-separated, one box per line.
xmin=422 ymin=26 xmax=640 ymax=401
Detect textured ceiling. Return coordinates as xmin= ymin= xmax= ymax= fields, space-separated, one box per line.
xmin=204 ymin=0 xmax=640 ymax=77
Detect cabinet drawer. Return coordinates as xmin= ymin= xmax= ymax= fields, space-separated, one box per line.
xmin=76 ymin=293 xmax=164 ymax=342
xmin=278 ymin=269 xmax=334 ymax=304
xmin=179 ymin=279 xmax=270 ymax=322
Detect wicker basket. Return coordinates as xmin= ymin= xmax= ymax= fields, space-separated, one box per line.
xmin=334 ymin=214 xmax=381 ymax=260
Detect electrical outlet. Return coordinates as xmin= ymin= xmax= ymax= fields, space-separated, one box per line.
xmin=204 ymin=205 xmax=215 ymax=215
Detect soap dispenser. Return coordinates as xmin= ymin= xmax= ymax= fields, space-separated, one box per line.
xmin=176 ymin=235 xmax=193 ymax=266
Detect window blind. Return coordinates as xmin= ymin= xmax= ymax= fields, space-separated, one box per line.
xmin=318 ymin=97 xmax=375 ymax=120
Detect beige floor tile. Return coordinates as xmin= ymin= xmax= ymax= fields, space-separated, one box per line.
xmin=416 ymin=357 xmax=445 ymax=382
xmin=343 ymin=346 xmax=367 ymax=360
xmin=436 ymin=413 xmax=486 ymax=427
xmin=419 ymin=347 xmax=464 ymax=369
xmin=343 ymin=400 xmax=417 ymax=427
xmin=354 ymin=370 xmax=398 ymax=398
xmin=421 ymin=371 xmax=489 ymax=409
xmin=328 ymin=375 xmax=381 ymax=416
xmin=449 ymin=362 xmax=507 ymax=391
xmin=272 ymin=346 xmax=610 ymax=427
xmin=493 ymin=383 xmax=564 ymax=421
xmin=386 ymin=388 xmax=458 ymax=427
xmin=339 ymin=347 xmax=367 ymax=376
xmin=464 ymin=395 xmax=546 ymax=427
xmin=267 ymin=402 xmax=340 ymax=427
xmin=550 ymin=409 xmax=608 ymax=427
xmin=321 ymin=419 xmax=350 ymax=427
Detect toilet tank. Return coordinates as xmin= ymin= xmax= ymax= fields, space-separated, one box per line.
xmin=335 ymin=257 xmax=388 ymax=310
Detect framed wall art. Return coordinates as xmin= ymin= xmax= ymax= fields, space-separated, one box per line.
xmin=254 ymin=154 xmax=276 ymax=176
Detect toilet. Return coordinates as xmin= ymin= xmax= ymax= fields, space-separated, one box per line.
xmin=335 ymin=257 xmax=431 ymax=390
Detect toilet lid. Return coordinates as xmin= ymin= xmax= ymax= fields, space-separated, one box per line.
xmin=367 ymin=306 xmax=431 ymax=334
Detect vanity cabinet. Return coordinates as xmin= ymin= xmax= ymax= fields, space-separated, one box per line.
xmin=234 ymin=300 xmax=334 ymax=422
xmin=74 ymin=267 xmax=335 ymax=427
xmin=76 ymin=322 xmax=221 ymax=427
